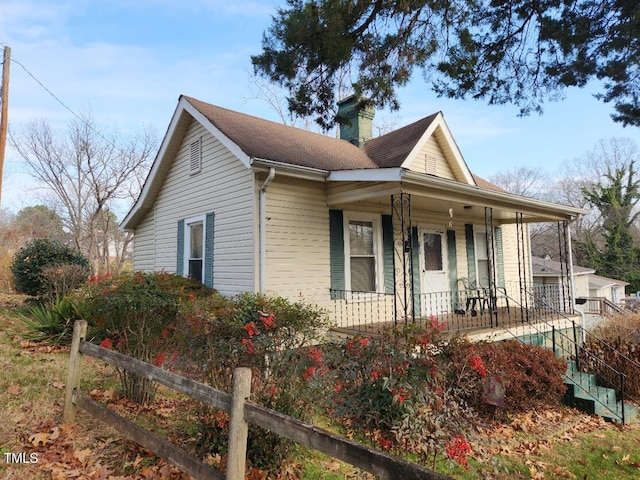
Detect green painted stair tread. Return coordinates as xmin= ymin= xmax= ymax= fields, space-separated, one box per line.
xmin=564 ymin=371 xmax=597 ymax=388
xmin=573 ymin=385 xmax=617 ymax=404
xmin=595 ymin=401 xmax=638 ymax=423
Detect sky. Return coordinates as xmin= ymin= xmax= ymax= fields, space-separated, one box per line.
xmin=2 ymin=0 xmax=640 ymax=215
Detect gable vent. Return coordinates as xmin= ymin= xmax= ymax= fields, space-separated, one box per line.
xmin=425 ymin=155 xmax=436 ymax=175
xmin=190 ymin=138 xmax=202 ymax=174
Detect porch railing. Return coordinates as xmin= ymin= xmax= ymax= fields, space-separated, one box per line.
xmin=581 ymin=297 xmax=631 ymax=317
xmin=329 ymin=290 xmax=394 ymax=333
xmin=330 ymin=285 xmax=575 ymax=334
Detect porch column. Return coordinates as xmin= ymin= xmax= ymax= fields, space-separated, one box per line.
xmin=484 ymin=207 xmax=497 ymax=327
xmin=391 ymin=193 xmax=415 ymax=323
xmin=516 ymin=212 xmax=530 ymax=322
xmin=558 ymin=220 xmax=575 ymax=314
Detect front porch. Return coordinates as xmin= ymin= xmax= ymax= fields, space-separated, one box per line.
xmin=327 ymin=171 xmax=584 ymax=342
xmin=329 ymin=284 xmax=577 ymax=339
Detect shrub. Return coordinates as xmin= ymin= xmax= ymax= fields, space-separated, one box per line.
xmin=40 ymin=263 xmax=89 ymax=303
xmin=20 ymin=296 xmax=82 ymax=344
xmin=175 ymin=292 xmax=331 ymax=472
xmin=466 ymin=340 xmax=568 ymax=415
xmin=0 ymin=250 xmax=15 ymax=291
xmin=77 ymin=272 xmax=214 ymax=404
xmin=319 ymin=319 xmax=483 ymax=464
xmin=579 ymin=315 xmax=640 ymax=399
xmin=320 ymin=322 xmax=567 ymax=467
xmin=11 ymin=238 xmax=89 ymax=298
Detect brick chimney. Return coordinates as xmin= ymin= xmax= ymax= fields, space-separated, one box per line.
xmin=336 ymin=95 xmax=374 ymax=147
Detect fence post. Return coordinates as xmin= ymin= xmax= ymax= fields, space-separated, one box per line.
xmin=226 ymin=367 xmax=252 ymax=480
xmin=63 ymin=320 xmax=87 ymax=423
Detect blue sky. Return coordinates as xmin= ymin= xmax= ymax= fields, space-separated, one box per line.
xmin=2 ymin=0 xmax=640 ymax=214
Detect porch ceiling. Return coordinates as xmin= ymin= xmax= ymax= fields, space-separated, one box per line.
xmin=326 ymin=171 xmax=587 ymax=224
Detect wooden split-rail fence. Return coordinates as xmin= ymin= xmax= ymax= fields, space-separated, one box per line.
xmin=63 ymin=320 xmax=450 ymax=480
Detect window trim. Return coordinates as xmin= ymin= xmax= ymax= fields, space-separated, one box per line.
xmin=183 ymin=214 xmax=206 ymax=282
xmin=343 ymin=212 xmax=384 ymax=294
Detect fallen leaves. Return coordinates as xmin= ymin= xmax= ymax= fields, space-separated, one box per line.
xmin=21 ymin=419 xmax=113 ymax=479
xmin=18 ymin=339 xmax=68 ymax=353
xmin=7 ymin=384 xmax=22 ymax=395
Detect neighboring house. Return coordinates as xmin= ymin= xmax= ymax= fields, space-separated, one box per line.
xmin=121 ymin=95 xmax=586 ymax=331
xmin=531 ymin=255 xmax=628 ymax=318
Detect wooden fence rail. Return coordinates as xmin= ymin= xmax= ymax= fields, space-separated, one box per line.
xmin=64 ymin=320 xmax=451 ymax=480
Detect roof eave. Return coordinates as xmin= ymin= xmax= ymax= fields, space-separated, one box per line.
xmin=121 ymin=96 xmax=194 ymax=231
xmin=251 ymin=158 xmax=329 ymax=180
xmin=402 ymin=170 xmax=588 ymax=221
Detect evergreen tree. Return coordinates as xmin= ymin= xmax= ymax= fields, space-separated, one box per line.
xmin=253 ymin=0 xmax=640 ymax=128
xmin=580 ymin=161 xmax=640 ymax=291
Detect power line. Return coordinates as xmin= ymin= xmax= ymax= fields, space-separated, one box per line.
xmin=10 ymin=55 xmax=87 ymax=125
xmin=0 ymin=45 xmax=154 ymax=160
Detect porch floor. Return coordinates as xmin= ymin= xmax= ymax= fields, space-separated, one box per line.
xmin=330 ymin=306 xmax=582 ymax=346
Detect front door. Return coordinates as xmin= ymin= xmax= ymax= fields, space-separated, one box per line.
xmin=419 ymin=227 xmax=449 ymax=315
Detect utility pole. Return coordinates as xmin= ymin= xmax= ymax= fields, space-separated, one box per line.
xmin=0 ymin=46 xmax=10 ymax=207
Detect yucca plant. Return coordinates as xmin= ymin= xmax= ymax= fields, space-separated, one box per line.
xmin=20 ymin=297 xmax=81 ymax=345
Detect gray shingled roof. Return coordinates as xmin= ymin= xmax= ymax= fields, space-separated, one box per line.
xmin=531 ymin=256 xmax=595 ymax=276
xmin=364 ymin=113 xmax=439 ymax=168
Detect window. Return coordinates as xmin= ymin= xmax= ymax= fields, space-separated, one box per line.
xmin=423 ymin=232 xmax=443 ymax=271
xmin=188 ymin=221 xmax=203 ymax=282
xmin=474 ymin=230 xmax=489 ymax=286
xmin=177 ymin=213 xmax=214 ymax=288
xmin=184 ymin=215 xmax=205 ymax=282
xmin=344 ymin=214 xmax=382 ymax=292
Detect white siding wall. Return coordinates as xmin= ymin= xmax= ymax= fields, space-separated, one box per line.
xmin=574 ymin=275 xmax=590 ymax=298
xmin=407 ymin=135 xmax=456 ymax=179
xmin=499 ymin=222 xmax=530 ymax=298
xmin=264 ymin=177 xmax=332 ymax=310
xmin=133 ymin=119 xmax=255 ymax=295
xmin=132 ymin=207 xmax=156 ymax=271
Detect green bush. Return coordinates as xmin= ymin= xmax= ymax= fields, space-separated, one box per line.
xmin=77 ymin=271 xmax=215 ymax=404
xmin=319 ymin=321 xmax=567 ymax=468
xmin=11 ymin=238 xmax=89 ymax=298
xmin=319 ymin=319 xmax=482 ymax=464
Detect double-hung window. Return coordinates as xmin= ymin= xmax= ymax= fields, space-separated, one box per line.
xmin=184 ymin=215 xmax=205 ymax=283
xmin=474 ymin=229 xmax=491 ymax=287
xmin=344 ymin=214 xmax=382 ymax=293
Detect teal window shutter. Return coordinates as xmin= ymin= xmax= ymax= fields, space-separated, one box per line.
xmin=176 ymin=219 xmax=185 ymax=276
xmin=465 ymin=224 xmax=476 ymax=284
xmin=447 ymin=230 xmax=458 ymax=309
xmin=381 ymin=215 xmax=394 ymax=294
xmin=329 ymin=210 xmax=345 ymax=299
xmin=411 ymin=226 xmax=421 ymax=314
xmin=495 ymin=227 xmax=505 ymax=287
xmin=204 ymin=212 xmax=215 ymax=288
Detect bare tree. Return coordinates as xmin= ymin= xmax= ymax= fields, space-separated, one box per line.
xmin=489 ymin=166 xmax=550 ymax=199
xmin=11 ymin=114 xmax=157 ymax=275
